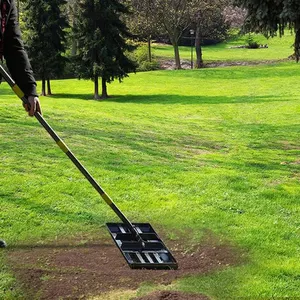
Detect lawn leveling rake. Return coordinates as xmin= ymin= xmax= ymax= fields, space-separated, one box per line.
xmin=0 ymin=64 xmax=178 ymax=270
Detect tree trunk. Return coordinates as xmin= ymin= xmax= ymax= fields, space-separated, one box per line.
xmin=101 ymin=77 xmax=108 ymax=99
xmin=195 ymin=26 xmax=204 ymax=68
xmin=147 ymin=35 xmax=152 ymax=62
xmin=295 ymin=26 xmax=300 ymax=62
xmin=47 ymin=79 xmax=52 ymax=95
xmin=71 ymin=39 xmax=77 ymax=56
xmin=41 ymin=78 xmax=46 ymax=96
xmin=94 ymin=74 xmax=100 ymax=100
xmin=172 ymin=41 xmax=181 ymax=69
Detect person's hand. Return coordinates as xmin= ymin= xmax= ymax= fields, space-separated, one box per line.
xmin=23 ymin=96 xmax=42 ymax=116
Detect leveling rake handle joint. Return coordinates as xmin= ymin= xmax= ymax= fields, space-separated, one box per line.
xmin=0 ymin=64 xmax=143 ymax=244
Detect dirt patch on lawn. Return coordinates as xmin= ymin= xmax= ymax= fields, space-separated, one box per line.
xmin=159 ymin=58 xmax=289 ymax=70
xmin=134 ymin=290 xmax=209 ymax=300
xmin=6 ymin=233 xmax=242 ymax=299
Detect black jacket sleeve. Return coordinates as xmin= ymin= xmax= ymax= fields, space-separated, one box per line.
xmin=3 ymin=0 xmax=37 ymax=96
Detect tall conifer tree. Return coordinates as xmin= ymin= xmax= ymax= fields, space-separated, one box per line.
xmin=23 ymin=0 xmax=68 ymax=95
xmin=74 ymin=0 xmax=136 ymax=99
xmin=235 ymin=0 xmax=300 ymax=61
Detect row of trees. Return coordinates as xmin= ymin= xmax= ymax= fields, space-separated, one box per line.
xmin=128 ymin=0 xmax=300 ymax=68
xmin=16 ymin=0 xmax=300 ymax=99
xmin=19 ymin=0 xmax=239 ymax=98
xmin=127 ymin=0 xmax=231 ymax=69
xmin=21 ymin=0 xmax=136 ymax=99
xmin=23 ymin=0 xmax=68 ymax=96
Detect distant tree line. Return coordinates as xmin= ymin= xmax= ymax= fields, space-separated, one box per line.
xmin=127 ymin=0 xmax=231 ymax=69
xmin=15 ymin=0 xmax=300 ymax=99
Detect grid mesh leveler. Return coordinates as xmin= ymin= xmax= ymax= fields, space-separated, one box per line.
xmin=107 ymin=223 xmax=178 ymax=269
xmin=0 ymin=64 xmax=178 ymax=270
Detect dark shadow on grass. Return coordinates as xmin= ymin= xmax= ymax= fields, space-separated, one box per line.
xmin=1 ymin=116 xmax=182 ymax=162
xmin=50 ymin=93 xmax=96 ymax=101
xmin=202 ymin=156 xmax=293 ymax=175
xmin=49 ymin=93 xmax=288 ymax=105
xmin=109 ymin=94 xmax=289 ymax=105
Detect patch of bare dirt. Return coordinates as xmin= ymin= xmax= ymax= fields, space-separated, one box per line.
xmin=6 ymin=235 xmax=242 ymax=299
xmin=134 ymin=290 xmax=208 ymax=300
xmin=159 ymin=58 xmax=289 ymax=70
xmin=159 ymin=59 xmax=192 ymax=70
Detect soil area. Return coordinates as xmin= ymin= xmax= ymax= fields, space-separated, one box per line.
xmin=159 ymin=58 xmax=289 ymax=70
xmin=134 ymin=290 xmax=209 ymax=300
xmin=5 ymin=233 xmax=242 ymax=300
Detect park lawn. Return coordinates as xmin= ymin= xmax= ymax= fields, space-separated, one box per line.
xmin=153 ymin=31 xmax=295 ymax=62
xmin=0 ymin=61 xmax=300 ymax=298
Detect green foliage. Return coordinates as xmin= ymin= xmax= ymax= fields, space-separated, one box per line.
xmin=135 ymin=44 xmax=151 ymax=62
xmin=246 ymin=34 xmax=259 ymax=48
xmin=191 ymin=0 xmax=229 ymax=44
xmin=22 ymin=0 xmax=69 ymax=80
xmin=137 ymin=61 xmax=160 ymax=72
xmin=126 ymin=0 xmax=162 ymax=39
xmin=74 ymin=0 xmax=136 ymax=95
xmin=135 ymin=45 xmax=160 ymax=71
xmin=234 ymin=0 xmax=300 ymax=61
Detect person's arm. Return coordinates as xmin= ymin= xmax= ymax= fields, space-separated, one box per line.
xmin=3 ymin=0 xmax=41 ymax=116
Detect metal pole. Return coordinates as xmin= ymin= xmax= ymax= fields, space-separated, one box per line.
xmin=190 ymin=29 xmax=195 ymax=69
xmin=191 ymin=39 xmax=193 ymax=69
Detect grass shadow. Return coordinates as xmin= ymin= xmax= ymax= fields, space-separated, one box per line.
xmin=50 ymin=93 xmax=96 ymax=101
xmin=49 ymin=94 xmax=288 ymax=105
xmin=108 ymin=94 xmax=288 ymax=105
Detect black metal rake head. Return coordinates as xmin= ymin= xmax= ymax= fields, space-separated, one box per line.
xmin=107 ymin=223 xmax=178 ymax=269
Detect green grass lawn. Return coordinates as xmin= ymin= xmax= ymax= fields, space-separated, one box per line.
xmin=1 ymin=61 xmax=300 ymax=298
xmin=153 ymin=32 xmax=295 ymax=62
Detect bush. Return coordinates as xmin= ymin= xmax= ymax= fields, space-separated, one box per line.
xmin=134 ymin=44 xmax=160 ymax=71
xmin=246 ymin=35 xmax=260 ymax=49
xmin=138 ymin=60 xmax=160 ymax=72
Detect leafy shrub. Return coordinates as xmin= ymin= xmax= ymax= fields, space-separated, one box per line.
xmin=246 ymin=35 xmax=260 ymax=49
xmin=138 ymin=60 xmax=160 ymax=72
xmin=135 ymin=44 xmax=160 ymax=71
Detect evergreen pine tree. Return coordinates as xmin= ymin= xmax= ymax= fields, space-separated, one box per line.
xmin=235 ymin=0 xmax=300 ymax=61
xmin=23 ymin=0 xmax=68 ymax=95
xmin=74 ymin=0 xmax=136 ymax=99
